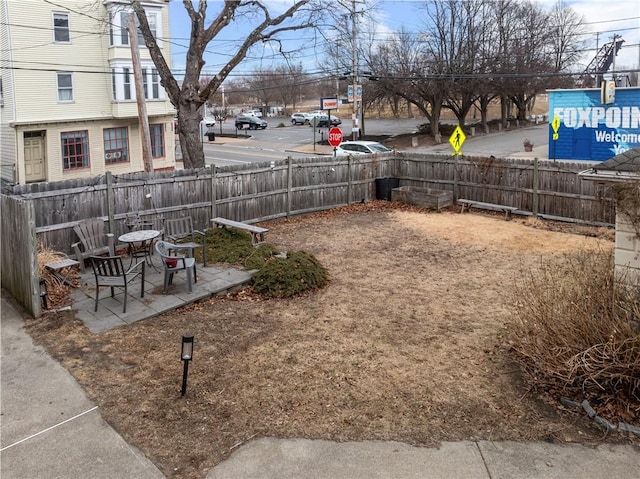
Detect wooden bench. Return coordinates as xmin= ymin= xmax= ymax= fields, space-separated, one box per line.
xmin=211 ymin=217 xmax=269 ymax=246
xmin=458 ymin=199 xmax=519 ymax=220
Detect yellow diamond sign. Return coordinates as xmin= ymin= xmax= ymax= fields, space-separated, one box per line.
xmin=449 ymin=126 xmax=466 ymax=153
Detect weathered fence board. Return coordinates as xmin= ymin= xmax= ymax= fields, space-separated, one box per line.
xmin=2 ymin=152 xmax=617 ymax=317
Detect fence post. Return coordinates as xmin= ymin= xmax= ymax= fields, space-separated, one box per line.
xmin=211 ymin=166 xmax=216 ymax=220
xmin=453 ymin=153 xmax=459 ymax=202
xmin=287 ymin=156 xmax=292 ymax=218
xmin=347 ymin=156 xmax=352 ymax=205
xmin=532 ymin=158 xmax=539 ymax=217
xmin=105 ymin=171 xmax=115 ymax=233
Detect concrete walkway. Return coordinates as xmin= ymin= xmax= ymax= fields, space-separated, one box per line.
xmin=1 ymin=293 xmax=164 ymax=479
xmin=206 ymin=437 xmax=639 ymax=479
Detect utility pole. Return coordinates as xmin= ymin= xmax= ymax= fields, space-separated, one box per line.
xmin=127 ymin=12 xmax=153 ymax=172
xmin=612 ymin=34 xmax=619 ymax=85
xmin=351 ymin=0 xmax=359 ymax=140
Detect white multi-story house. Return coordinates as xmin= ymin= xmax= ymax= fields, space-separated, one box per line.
xmin=0 ymin=0 xmax=176 ymax=186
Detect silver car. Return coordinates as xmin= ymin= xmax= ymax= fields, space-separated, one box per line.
xmin=334 ymin=141 xmax=393 ymax=156
xmin=291 ymin=112 xmax=313 ymax=125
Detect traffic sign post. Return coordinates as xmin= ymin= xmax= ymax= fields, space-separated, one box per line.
xmin=329 ymin=127 xmax=343 ymax=156
xmin=448 ymin=126 xmax=466 ymax=202
xmin=551 ymin=114 xmax=560 ymax=161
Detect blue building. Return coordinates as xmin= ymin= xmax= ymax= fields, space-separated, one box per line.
xmin=548 ymin=87 xmax=640 ymax=161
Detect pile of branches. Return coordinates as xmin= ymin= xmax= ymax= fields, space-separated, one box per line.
xmin=37 ymin=243 xmax=78 ymax=310
xmin=508 ymin=248 xmax=640 ymax=423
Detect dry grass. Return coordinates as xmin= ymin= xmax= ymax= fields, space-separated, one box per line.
xmin=24 ymin=203 xmax=638 ymax=479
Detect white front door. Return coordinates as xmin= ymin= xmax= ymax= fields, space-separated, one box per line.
xmin=24 ymin=132 xmax=46 ymax=183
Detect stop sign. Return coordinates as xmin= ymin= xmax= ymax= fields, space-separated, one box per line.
xmin=328 ymin=127 xmax=343 ymax=147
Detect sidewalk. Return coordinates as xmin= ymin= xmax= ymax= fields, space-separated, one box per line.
xmin=1 ymin=292 xmax=164 ymax=479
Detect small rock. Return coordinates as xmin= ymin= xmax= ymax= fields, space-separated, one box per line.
xmin=560 ymin=397 xmax=581 ymax=409
xmin=582 ymin=399 xmax=596 ymax=418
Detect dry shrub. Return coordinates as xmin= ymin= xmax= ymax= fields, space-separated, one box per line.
xmin=508 ymin=248 xmax=640 ymax=418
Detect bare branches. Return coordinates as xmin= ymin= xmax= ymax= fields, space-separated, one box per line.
xmin=132 ymin=0 xmax=324 ymax=168
xmin=509 ymin=249 xmax=640 ymax=409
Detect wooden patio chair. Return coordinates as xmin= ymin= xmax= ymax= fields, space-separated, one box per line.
xmin=72 ymin=218 xmax=116 ymax=272
xmin=164 ymin=216 xmax=207 ymax=266
xmin=89 ymin=255 xmax=145 ymax=314
xmin=155 ymin=240 xmax=197 ymax=294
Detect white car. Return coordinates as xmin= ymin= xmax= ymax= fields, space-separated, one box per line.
xmin=334 ymin=141 xmax=394 ymax=156
xmin=245 ymin=109 xmax=263 ymax=118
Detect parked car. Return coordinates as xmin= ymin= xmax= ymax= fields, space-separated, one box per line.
xmin=203 ymin=115 xmax=216 ymax=127
xmin=235 ymin=115 xmax=268 ymax=130
xmin=244 ymin=109 xmax=263 ymax=118
xmin=291 ymin=112 xmax=314 ymax=125
xmin=334 ymin=141 xmax=393 ymax=156
xmin=312 ymin=115 xmax=342 ymax=127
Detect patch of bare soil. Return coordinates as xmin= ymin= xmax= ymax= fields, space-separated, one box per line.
xmin=25 ymin=203 xmax=635 ymax=479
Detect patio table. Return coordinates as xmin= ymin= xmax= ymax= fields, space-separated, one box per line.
xmin=118 ymin=229 xmax=160 ymax=271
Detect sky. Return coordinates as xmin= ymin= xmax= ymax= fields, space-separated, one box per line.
xmin=168 ymin=0 xmax=640 ymax=82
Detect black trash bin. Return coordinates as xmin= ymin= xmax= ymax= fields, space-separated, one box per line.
xmin=375 ymin=178 xmax=400 ymax=201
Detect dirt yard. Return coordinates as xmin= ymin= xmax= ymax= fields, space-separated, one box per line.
xmin=25 ymin=202 xmax=635 ymax=479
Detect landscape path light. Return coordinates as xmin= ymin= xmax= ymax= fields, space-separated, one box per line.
xmin=181 ymin=334 xmax=194 ymax=397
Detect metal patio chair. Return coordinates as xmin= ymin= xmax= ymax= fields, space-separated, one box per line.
xmin=89 ymin=255 xmax=145 ymax=314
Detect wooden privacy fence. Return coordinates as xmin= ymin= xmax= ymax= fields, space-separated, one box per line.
xmin=1 ymin=152 xmax=615 ymax=317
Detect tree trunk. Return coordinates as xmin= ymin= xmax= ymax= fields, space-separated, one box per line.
xmin=177 ymin=107 xmax=205 ymax=169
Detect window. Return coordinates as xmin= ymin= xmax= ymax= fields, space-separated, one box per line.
xmin=103 ymin=127 xmax=129 ymax=164
xmin=150 ymin=124 xmax=165 ymax=158
xmin=111 ymin=69 xmax=116 ymax=101
xmin=62 ymin=131 xmax=89 ymax=170
xmin=53 ymin=12 xmax=70 ymax=42
xmin=147 ymin=14 xmax=157 ymax=42
xmin=142 ymin=68 xmax=160 ymax=99
xmin=57 ymin=72 xmax=73 ymax=102
xmin=111 ymin=64 xmax=164 ymax=101
xmin=108 ymin=11 xmax=114 ymax=45
xmin=150 ymin=69 xmax=160 ymax=99
xmin=142 ymin=68 xmax=147 ymax=98
xmin=120 ymin=11 xmax=156 ymax=46
xmin=123 ymin=68 xmax=131 ymax=100
xmin=110 ymin=8 xmax=160 ymax=47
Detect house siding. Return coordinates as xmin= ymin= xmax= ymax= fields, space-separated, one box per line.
xmin=2 ymin=0 xmax=174 ymax=185
xmin=615 ymin=213 xmax=640 ymax=283
xmin=1 ymin=0 xmax=17 ymax=184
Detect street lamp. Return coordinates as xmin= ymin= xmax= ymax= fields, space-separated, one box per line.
xmin=180 ymin=334 xmax=194 ymax=397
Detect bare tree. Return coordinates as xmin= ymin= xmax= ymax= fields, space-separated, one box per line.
xmin=246 ymin=69 xmax=280 ymax=114
xmin=131 ymin=0 xmax=325 ymax=169
xmin=366 ymin=29 xmax=443 ymax=135
xmin=547 ymin=1 xmax=587 ymax=74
